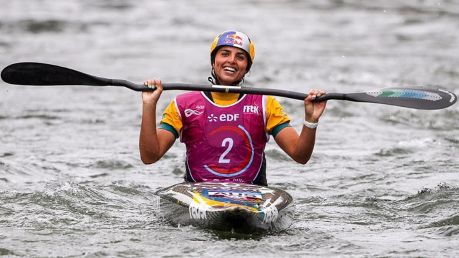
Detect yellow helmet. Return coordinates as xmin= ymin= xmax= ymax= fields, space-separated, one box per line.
xmin=210 ymin=31 xmax=255 ymax=71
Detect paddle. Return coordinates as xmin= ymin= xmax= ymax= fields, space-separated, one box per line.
xmin=1 ymin=62 xmax=456 ymax=110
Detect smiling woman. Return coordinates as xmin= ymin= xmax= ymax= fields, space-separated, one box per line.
xmin=139 ymin=30 xmax=327 ymax=186
xmin=209 ymin=30 xmax=255 ymax=85
xmin=212 ymin=46 xmax=249 ymax=85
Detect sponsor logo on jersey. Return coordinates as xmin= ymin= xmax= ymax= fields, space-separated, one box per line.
xmin=207 ymin=113 xmax=240 ymax=122
xmin=184 ymin=109 xmax=203 ymax=117
xmin=243 ymin=105 xmax=259 ymax=114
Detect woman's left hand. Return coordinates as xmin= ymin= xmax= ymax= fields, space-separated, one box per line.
xmin=304 ymin=89 xmax=327 ymax=123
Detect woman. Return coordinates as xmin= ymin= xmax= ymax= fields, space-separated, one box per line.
xmin=139 ymin=30 xmax=326 ymax=186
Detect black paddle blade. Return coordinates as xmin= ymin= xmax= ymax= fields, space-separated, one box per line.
xmin=1 ymin=62 xmax=110 ymax=86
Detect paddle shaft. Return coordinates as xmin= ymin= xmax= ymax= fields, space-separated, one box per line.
xmin=115 ymin=81 xmax=347 ymax=102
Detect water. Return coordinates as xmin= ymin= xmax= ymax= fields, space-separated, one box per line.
xmin=1 ymin=0 xmax=458 ymax=256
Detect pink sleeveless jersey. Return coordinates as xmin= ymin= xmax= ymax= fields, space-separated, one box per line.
xmin=175 ymin=92 xmax=268 ymax=184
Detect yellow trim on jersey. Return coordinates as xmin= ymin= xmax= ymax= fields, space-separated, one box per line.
xmin=160 ymin=92 xmax=290 ymax=136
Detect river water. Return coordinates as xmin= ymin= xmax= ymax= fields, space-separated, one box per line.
xmin=1 ymin=0 xmax=458 ymax=257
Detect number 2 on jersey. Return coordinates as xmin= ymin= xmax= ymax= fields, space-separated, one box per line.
xmin=218 ymin=138 xmax=233 ymax=164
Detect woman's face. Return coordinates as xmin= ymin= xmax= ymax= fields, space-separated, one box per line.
xmin=213 ymin=46 xmax=249 ymax=85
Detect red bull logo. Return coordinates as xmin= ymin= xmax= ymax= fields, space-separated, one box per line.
xmin=224 ymin=34 xmax=243 ymax=47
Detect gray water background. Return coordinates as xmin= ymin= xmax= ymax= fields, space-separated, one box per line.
xmin=1 ymin=0 xmax=458 ymax=257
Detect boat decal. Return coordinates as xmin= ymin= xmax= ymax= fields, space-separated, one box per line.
xmin=262 ymin=204 xmax=279 ymax=223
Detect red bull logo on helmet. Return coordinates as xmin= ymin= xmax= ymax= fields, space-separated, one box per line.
xmin=223 ymin=34 xmax=244 ymax=47
xmin=216 ymin=31 xmax=251 ymax=54
xmin=210 ymin=30 xmax=255 ymax=63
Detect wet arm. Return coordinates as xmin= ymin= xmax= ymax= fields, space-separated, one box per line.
xmin=274 ymin=89 xmax=326 ymax=164
xmin=274 ymin=126 xmax=317 ymax=164
xmin=139 ymin=80 xmax=176 ymax=164
xmin=139 ymin=102 xmax=176 ymax=164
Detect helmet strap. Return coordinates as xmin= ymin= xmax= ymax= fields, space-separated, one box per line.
xmin=208 ymin=68 xmax=218 ymax=85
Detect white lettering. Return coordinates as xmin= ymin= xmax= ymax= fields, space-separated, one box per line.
xmin=219 ymin=114 xmax=239 ymax=122
xmin=189 ymin=202 xmax=207 ymax=220
xmin=243 ymin=105 xmax=259 ymax=114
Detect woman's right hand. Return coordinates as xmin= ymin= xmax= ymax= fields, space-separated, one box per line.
xmin=142 ymin=79 xmax=163 ymax=105
xmin=139 ymin=79 xmax=175 ymax=165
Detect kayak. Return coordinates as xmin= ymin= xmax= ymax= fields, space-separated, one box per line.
xmin=156 ymin=182 xmax=294 ymax=233
xmin=156 ymin=181 xmax=294 ymax=233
